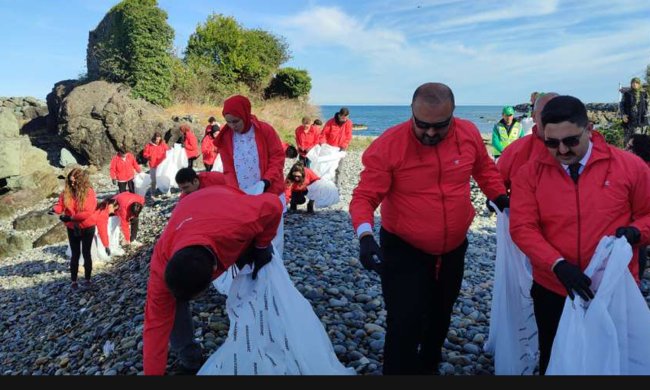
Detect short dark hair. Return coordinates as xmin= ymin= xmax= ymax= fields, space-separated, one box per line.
xmin=541 ymin=95 xmax=588 ymax=128
xmin=164 ymin=246 xmax=216 ymax=301
xmin=129 ymin=202 xmax=143 ymax=218
xmin=285 ymin=144 xmax=298 ymax=158
xmin=208 ymin=116 xmax=216 ymax=123
xmin=338 ymin=107 xmax=350 ymax=116
xmin=151 ymin=132 xmax=162 ymax=143
xmin=313 ymin=119 xmax=322 ymax=126
xmin=412 ymin=82 xmax=455 ymax=108
xmin=175 ymin=167 xmax=198 ymax=185
xmin=630 ymin=134 xmax=650 ymax=162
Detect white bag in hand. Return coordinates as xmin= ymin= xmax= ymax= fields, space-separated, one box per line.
xmin=306 ymin=179 xmax=339 ymax=208
xmin=199 ymin=249 xmax=354 ymax=375
xmin=211 ymin=154 xmax=224 ymax=173
xmin=306 ymin=144 xmax=346 ymax=182
xmin=484 ymin=207 xmax=537 ymax=375
xmin=155 ymin=144 xmax=188 ymax=193
xmin=547 ymin=236 xmax=650 ymax=375
xmin=66 ymin=216 xmax=124 ymax=262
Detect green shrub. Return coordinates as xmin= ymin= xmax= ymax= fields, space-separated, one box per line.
xmin=87 ymin=0 xmax=174 ymax=106
xmin=598 ymin=120 xmax=625 ymax=148
xmin=265 ymin=67 xmax=312 ymax=99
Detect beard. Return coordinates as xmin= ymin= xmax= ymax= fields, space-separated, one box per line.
xmin=420 ymin=133 xmax=443 ymax=146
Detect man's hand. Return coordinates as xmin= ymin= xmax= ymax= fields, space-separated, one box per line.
xmin=59 ymin=215 xmax=72 ymax=223
xmin=492 ymin=194 xmax=510 ymax=212
xmin=359 ymin=234 xmax=383 ymax=274
xmin=553 ymin=260 xmax=594 ymax=301
xmin=251 ymin=245 xmax=273 ymax=279
xmin=615 ymin=226 xmax=641 ymax=245
xmin=622 ymin=115 xmax=629 ymax=123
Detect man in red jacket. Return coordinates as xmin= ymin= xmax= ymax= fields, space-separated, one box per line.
xmin=109 ymin=147 xmax=142 ymax=194
xmin=174 ymin=167 xmax=227 ymax=200
xmin=510 ymin=95 xmax=650 ymax=375
xmin=180 ymin=124 xmax=199 ymax=169
xmin=143 ymin=132 xmax=170 ymax=198
xmin=319 ymin=107 xmax=352 ymax=187
xmin=113 ymin=191 xmax=145 ymax=247
xmin=142 ymin=185 xmax=282 ymax=375
xmin=496 ymin=92 xmax=558 ymax=194
xmin=349 ymin=82 xmax=508 ymax=375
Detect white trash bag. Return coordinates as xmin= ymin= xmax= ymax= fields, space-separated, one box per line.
xmin=306 ymin=179 xmax=339 ymax=209
xmin=484 ymin=206 xmax=538 ymax=375
xmin=306 ymin=144 xmax=346 ymax=182
xmin=65 ymin=216 xmax=124 ymax=262
xmin=155 ymin=144 xmax=188 ymax=193
xmin=133 ymin=172 xmax=151 ymax=197
xmin=547 ymin=236 xmax=650 ymax=375
xmin=211 ymin=154 xmax=224 ymax=173
xmin=198 ymin=249 xmax=355 ymax=375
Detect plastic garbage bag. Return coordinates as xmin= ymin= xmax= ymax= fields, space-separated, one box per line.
xmin=306 ymin=179 xmax=339 ymax=208
xmin=211 ymin=154 xmax=224 ymax=173
xmin=156 ymin=144 xmax=188 ymax=193
xmin=484 ymin=206 xmax=538 ymax=375
xmin=198 ymin=249 xmax=354 ymax=375
xmin=66 ymin=216 xmax=124 ymax=262
xmin=306 ymin=144 xmax=346 ymax=182
xmin=133 ymin=172 xmax=151 ymax=197
xmin=547 ymin=236 xmax=650 ymax=375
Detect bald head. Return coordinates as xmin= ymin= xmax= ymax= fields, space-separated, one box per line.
xmin=533 ymin=92 xmax=559 ymax=139
xmin=412 ymin=82 xmax=455 ymax=108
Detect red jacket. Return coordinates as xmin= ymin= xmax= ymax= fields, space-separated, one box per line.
xmin=214 ymin=118 xmax=285 ymax=196
xmin=113 ymin=192 xmax=145 ymax=243
xmin=510 ymin=133 xmax=650 ymax=296
xmin=143 ymin=141 xmax=169 ymax=169
xmin=319 ymin=118 xmax=353 ymax=149
xmin=496 ymin=125 xmax=548 ymax=193
xmin=53 ymin=188 xmax=98 ymax=229
xmin=285 ymin=168 xmax=320 ymax=203
xmin=109 ymin=153 xmax=142 ymax=182
xmin=201 ymin=134 xmax=218 ymax=165
xmin=143 ymin=185 xmax=282 ymax=375
xmin=350 ymin=118 xmax=505 ymax=255
xmin=295 ymin=125 xmax=320 ymax=156
xmin=183 ymin=130 xmax=199 ymax=159
xmin=178 ymin=171 xmax=227 ymax=200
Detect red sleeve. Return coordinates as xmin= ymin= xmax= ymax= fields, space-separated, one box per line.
xmin=201 ymin=172 xmax=226 ymax=187
xmin=143 ymin=144 xmax=151 ymax=160
xmin=109 ymin=157 xmax=117 ymax=180
xmin=285 ymin=182 xmax=292 ymax=204
xmin=295 ymin=126 xmax=305 ymax=150
xmin=349 ymin=142 xmax=392 ymax=231
xmin=188 ymin=133 xmax=198 ymax=153
xmin=261 ymin=125 xmax=285 ymax=196
xmin=143 ymin=251 xmax=176 ymax=375
xmin=96 ymin=211 xmax=109 ymax=247
xmin=53 ymin=193 xmax=65 ymax=214
xmin=341 ymin=121 xmax=353 ymax=149
xmin=510 ymin=164 xmax=562 ymax=270
xmin=470 ymin=129 xmax=506 ymax=201
xmin=253 ymin=193 xmax=283 ymax=248
xmin=318 ymin=123 xmax=331 ymax=144
xmin=72 ymin=189 xmax=97 ymax=223
xmin=306 ymin=168 xmax=320 ymax=184
xmin=117 ymin=209 xmax=131 ymax=243
xmin=629 ymin=160 xmax=650 ymax=244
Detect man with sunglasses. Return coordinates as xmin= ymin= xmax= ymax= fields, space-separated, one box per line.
xmin=350 ymin=82 xmax=508 ymax=375
xmin=510 ymin=95 xmax=650 ymax=375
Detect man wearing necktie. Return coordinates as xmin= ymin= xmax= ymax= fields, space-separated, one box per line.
xmin=509 ymin=95 xmax=650 ymax=375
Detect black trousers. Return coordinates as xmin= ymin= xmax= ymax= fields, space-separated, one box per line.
xmin=188 ymin=157 xmax=197 ymax=168
xmin=639 ymin=246 xmax=648 ymax=280
xmin=67 ymin=226 xmax=95 ymax=281
xmin=204 ymin=163 xmax=213 ymax=172
xmin=379 ymin=227 xmax=468 ymax=375
xmin=118 ymin=180 xmax=135 ymax=194
xmin=130 ymin=217 xmax=139 ymax=242
xmin=530 ymin=281 xmax=565 ymax=375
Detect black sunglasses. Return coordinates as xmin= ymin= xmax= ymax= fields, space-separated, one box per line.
xmin=412 ymin=112 xmax=453 ymax=130
xmin=544 ymin=130 xmax=586 ymax=149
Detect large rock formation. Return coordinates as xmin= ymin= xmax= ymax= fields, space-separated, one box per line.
xmin=46 ymin=79 xmax=78 ymax=133
xmin=56 ymin=80 xmax=201 ymax=166
xmin=0 ymin=109 xmax=59 ymax=220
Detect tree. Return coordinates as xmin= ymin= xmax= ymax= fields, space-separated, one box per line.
xmin=184 ymin=14 xmax=291 ymax=94
xmin=265 ymin=67 xmax=312 ymax=99
xmin=87 ymin=0 xmax=175 ymax=106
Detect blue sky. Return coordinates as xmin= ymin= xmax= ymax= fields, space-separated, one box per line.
xmin=1 ymin=0 xmax=649 ymax=105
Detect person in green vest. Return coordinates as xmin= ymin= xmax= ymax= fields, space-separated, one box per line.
xmin=492 ymin=105 xmax=524 ymax=161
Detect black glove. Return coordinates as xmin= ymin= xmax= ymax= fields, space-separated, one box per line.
xmin=492 ymin=194 xmax=510 ymax=212
xmin=251 ymin=245 xmax=273 ymax=279
xmin=553 ymin=260 xmax=594 ymax=301
xmin=615 ymin=226 xmax=641 ymax=245
xmin=47 ymin=210 xmax=56 ymax=216
xmin=485 ymin=198 xmax=496 ymax=213
xmin=262 ymin=179 xmax=270 ymax=192
xmin=105 ymin=247 xmax=111 ymax=256
xmin=359 ymin=235 xmax=383 ymax=274
xmin=59 ymin=215 xmax=72 ymax=223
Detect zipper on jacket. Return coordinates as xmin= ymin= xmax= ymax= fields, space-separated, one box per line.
xmin=435 ymin=147 xmax=448 ymax=252
xmin=575 ymin=178 xmax=582 ymax=267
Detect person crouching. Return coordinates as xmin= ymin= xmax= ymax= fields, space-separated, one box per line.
xmin=285 ymin=161 xmax=320 ymax=213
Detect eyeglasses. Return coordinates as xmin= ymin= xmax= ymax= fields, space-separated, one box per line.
xmin=412 ymin=112 xmax=453 ymax=130
xmin=544 ymin=130 xmax=586 ymax=149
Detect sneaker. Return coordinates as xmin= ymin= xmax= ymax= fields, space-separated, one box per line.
xmin=71 ymin=281 xmax=78 ymax=291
